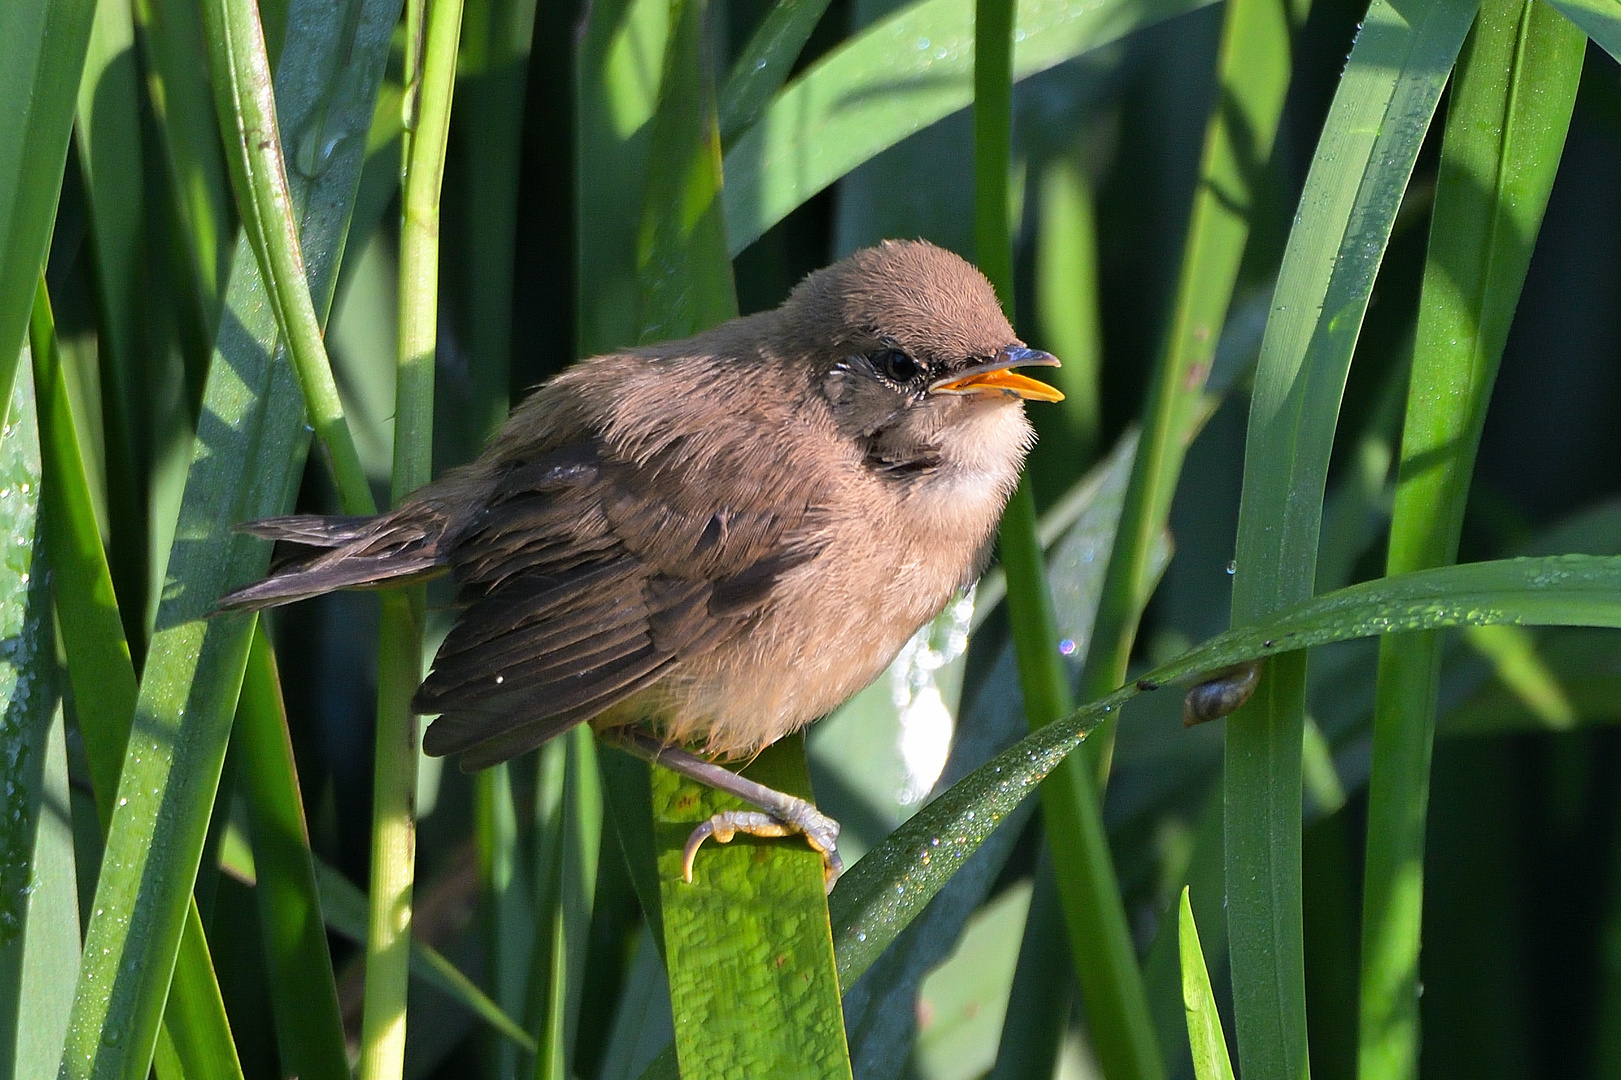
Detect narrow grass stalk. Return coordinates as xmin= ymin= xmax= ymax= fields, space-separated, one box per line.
xmin=198 ymin=0 xmax=377 ymax=516
xmin=977 ymin=0 xmax=1164 ymax=1075
xmin=1356 ymin=5 xmax=1585 ymax=1078
xmin=359 ymin=1 xmax=464 ymax=1078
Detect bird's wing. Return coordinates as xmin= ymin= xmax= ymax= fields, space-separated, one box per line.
xmin=416 ymin=432 xmax=831 ymax=769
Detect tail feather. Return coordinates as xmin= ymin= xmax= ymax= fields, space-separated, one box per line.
xmin=234 ymin=514 xmax=377 ymax=546
xmin=217 ymin=506 xmax=450 ymax=612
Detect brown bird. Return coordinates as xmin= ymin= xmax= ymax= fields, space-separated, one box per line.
xmin=221 ymin=239 xmax=1062 ymax=882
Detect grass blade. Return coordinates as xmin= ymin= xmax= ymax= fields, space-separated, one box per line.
xmin=979 ymin=0 xmax=1165 ymax=1063
xmin=30 ymin=279 xmax=136 ymax=808
xmin=717 ymin=0 xmax=835 ymax=142
xmin=1544 ymin=0 xmax=1621 ymax=61
xmin=575 ymin=0 xmax=670 ymax=358
xmin=58 ymin=0 xmax=398 ymax=1072
xmin=75 ymin=0 xmax=152 ymax=647
xmin=451 ymin=0 xmax=539 ymax=456
xmin=1223 ymin=0 xmax=1477 ymax=1073
xmin=0 ymin=351 xmax=77 ymax=1080
xmin=526 ymin=726 xmax=603 ymax=1080
xmin=1179 ymin=888 xmax=1236 ymax=1080
xmin=1078 ymin=0 xmax=1303 ymax=741
xmin=1357 ymin=5 xmax=1585 ymax=1078
xmin=721 ymin=0 xmax=1224 ymax=254
xmin=0 ymin=0 xmax=95 ymax=416
xmin=237 ymin=625 xmax=348 ymax=1080
xmin=34 ymin=272 xmax=244 ymax=1080
xmin=134 ymin=0 xmax=236 ymax=325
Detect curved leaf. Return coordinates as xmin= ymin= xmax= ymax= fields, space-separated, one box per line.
xmin=1223 ymin=0 xmax=1478 ymax=1072
xmin=721 ymin=0 xmax=1223 ymax=254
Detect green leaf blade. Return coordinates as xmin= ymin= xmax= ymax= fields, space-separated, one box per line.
xmin=1222 ymin=0 xmax=1479 ymax=1073
xmin=1358 ymin=4 xmax=1586 ymax=1077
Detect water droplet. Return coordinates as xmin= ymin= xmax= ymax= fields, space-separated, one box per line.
xmin=1058 ymin=638 xmax=1077 ymax=656
xmin=1226 ymin=559 xmax=1238 ymax=575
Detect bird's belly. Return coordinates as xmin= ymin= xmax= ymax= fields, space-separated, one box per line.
xmin=656 ymin=556 xmax=966 ymax=759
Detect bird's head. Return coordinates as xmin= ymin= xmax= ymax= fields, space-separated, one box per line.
xmin=778 ymin=239 xmax=1062 ymax=484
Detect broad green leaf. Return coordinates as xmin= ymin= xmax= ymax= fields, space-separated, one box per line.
xmin=721 ymin=0 xmax=1222 ymax=254
xmin=1223 ymin=0 xmax=1478 ymax=1072
xmin=1178 ymin=889 xmax=1236 ymax=1080
xmin=655 ymin=738 xmax=851 ymax=1078
xmin=1359 ymin=7 xmax=1585 ymax=1077
xmin=0 ymin=0 xmax=95 ymax=417
xmin=1545 ymin=0 xmax=1621 ymax=60
xmin=59 ymin=0 xmax=399 ymax=1074
xmin=0 ymin=356 xmax=79 ymax=1080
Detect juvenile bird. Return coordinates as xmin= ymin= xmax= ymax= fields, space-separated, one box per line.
xmin=221 ymin=239 xmax=1062 ymax=881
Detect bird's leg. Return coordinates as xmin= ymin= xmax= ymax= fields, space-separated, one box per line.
xmin=601 ymin=727 xmax=844 ymax=890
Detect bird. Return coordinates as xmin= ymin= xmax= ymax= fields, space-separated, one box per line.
xmin=219 ymin=239 xmax=1063 ymax=882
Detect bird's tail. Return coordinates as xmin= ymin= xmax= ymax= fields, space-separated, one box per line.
xmin=217 ymin=504 xmax=450 ymax=611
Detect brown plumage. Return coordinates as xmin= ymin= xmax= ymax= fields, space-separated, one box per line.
xmin=221 ymin=240 xmax=1062 ymax=771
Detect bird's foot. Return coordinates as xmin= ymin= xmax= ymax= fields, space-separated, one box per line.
xmin=601 ymin=726 xmax=845 ymax=890
xmin=681 ymin=802 xmax=844 ymax=890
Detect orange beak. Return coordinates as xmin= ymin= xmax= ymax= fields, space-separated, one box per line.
xmin=931 ymin=346 xmax=1064 ymax=402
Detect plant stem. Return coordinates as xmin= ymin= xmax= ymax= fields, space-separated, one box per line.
xmin=358 ymin=1 xmax=464 ymax=1079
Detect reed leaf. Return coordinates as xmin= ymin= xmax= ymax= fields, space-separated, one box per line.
xmin=1224 ymin=0 xmax=1477 ymax=1072
xmin=1358 ymin=5 xmax=1585 ymax=1077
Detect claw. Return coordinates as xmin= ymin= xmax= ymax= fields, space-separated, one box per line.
xmin=681 ymin=803 xmax=845 ymax=891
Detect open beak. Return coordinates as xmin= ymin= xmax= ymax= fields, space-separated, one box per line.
xmin=930 ymin=345 xmax=1064 ymax=402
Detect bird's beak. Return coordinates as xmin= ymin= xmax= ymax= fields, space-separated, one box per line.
xmin=930 ymin=345 xmax=1064 ymax=402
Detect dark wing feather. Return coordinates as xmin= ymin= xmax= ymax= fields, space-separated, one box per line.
xmin=416 ymin=434 xmax=828 ymax=769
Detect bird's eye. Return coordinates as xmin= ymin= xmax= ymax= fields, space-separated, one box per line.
xmin=874 ymin=348 xmax=921 ymax=383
